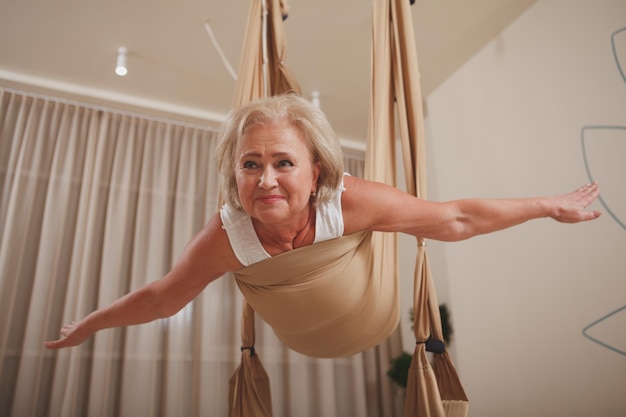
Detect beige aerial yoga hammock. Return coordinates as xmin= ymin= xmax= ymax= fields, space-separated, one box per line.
xmin=228 ymin=0 xmax=469 ymax=416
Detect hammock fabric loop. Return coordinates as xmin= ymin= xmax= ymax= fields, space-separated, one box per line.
xmin=418 ymin=337 xmax=446 ymax=354
xmin=240 ymin=345 xmax=256 ymax=356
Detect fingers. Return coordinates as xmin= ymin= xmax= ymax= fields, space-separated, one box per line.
xmin=44 ymin=336 xmax=71 ymax=349
xmin=574 ymin=182 xmax=600 ymax=206
xmin=59 ymin=321 xmax=76 ymax=337
xmin=590 ymin=210 xmax=602 ymax=219
xmin=573 ymin=182 xmax=601 ymax=222
xmin=552 ymin=182 xmax=601 ymax=223
xmin=44 ymin=340 xmax=63 ymax=349
xmin=576 ymin=182 xmax=598 ymax=196
xmin=44 ymin=321 xmax=80 ymax=350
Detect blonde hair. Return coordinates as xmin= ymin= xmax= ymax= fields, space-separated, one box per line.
xmin=216 ymin=94 xmax=344 ymax=209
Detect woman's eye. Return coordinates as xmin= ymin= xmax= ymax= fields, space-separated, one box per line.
xmin=278 ymin=160 xmax=294 ymax=168
xmin=242 ymin=161 xmax=258 ymax=170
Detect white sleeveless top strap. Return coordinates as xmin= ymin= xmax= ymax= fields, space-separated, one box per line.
xmin=220 ymin=177 xmax=346 ymax=266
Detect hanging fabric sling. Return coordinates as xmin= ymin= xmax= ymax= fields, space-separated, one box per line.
xmin=227 ymin=1 xmax=300 ymax=416
xmin=228 ymin=0 xmax=469 ymax=416
xmin=371 ymin=1 xmax=469 ymax=416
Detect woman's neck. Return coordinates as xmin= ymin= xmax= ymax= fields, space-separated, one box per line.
xmin=253 ymin=204 xmax=316 ymax=254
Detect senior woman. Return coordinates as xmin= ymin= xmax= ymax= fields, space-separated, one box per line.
xmin=45 ymin=94 xmax=601 ymax=351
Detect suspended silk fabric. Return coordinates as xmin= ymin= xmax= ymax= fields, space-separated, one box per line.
xmin=229 ymin=0 xmax=468 ymax=416
xmin=228 ymin=300 xmax=273 ymax=417
xmin=228 ymin=1 xmax=400 ymax=414
xmin=369 ymin=0 xmax=469 ymax=416
xmin=232 ymin=0 xmax=301 ymax=106
xmin=228 ymin=1 xmax=300 ymax=416
xmin=234 ymin=231 xmax=399 ymax=359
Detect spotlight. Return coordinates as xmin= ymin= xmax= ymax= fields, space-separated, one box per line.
xmin=115 ymin=47 xmax=128 ymax=76
xmin=311 ymin=91 xmax=321 ymax=109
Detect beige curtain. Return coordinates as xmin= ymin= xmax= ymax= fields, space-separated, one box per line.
xmin=368 ymin=1 xmax=469 ymax=416
xmin=0 ymin=88 xmax=225 ymax=417
xmin=0 ymin=87 xmax=370 ymax=417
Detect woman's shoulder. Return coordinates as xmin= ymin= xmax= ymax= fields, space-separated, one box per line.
xmin=342 ymin=175 xmax=390 ymax=207
xmin=341 ymin=176 xmax=417 ymax=235
xmin=186 ymin=213 xmax=245 ymax=274
xmin=341 ymin=176 xmax=379 ymax=234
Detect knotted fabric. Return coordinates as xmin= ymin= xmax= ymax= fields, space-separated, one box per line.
xmin=228 ymin=300 xmax=273 ymax=417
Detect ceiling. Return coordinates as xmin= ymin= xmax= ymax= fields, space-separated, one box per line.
xmin=0 ymin=0 xmax=537 ymax=145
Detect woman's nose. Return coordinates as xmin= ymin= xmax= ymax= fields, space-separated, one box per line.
xmin=258 ymin=167 xmax=278 ymax=189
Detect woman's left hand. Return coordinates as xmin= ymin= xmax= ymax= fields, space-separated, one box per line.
xmin=549 ymin=182 xmax=601 ymax=223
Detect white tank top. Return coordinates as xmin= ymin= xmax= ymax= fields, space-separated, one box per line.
xmin=220 ymin=178 xmax=346 ymax=266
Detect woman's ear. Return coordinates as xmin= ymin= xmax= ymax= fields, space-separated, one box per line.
xmin=311 ymin=161 xmax=321 ymax=193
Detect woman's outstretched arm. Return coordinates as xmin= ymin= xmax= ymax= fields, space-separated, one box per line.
xmin=45 ymin=214 xmax=241 ymax=349
xmin=342 ymin=176 xmax=601 ymax=242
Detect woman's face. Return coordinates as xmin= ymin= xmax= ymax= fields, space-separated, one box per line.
xmin=235 ymin=118 xmax=320 ymax=226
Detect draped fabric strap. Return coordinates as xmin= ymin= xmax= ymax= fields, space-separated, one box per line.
xmin=228 ymin=300 xmax=273 ymax=417
xmin=232 ymin=0 xmax=301 ymax=107
xmin=369 ymin=0 xmax=469 ymax=415
xmin=229 ymin=1 xmax=300 ymax=415
xmin=233 ymin=231 xmax=400 ymax=358
xmin=404 ymin=246 xmax=470 ymax=417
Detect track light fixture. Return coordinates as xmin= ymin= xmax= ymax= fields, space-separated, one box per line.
xmin=311 ymin=91 xmax=321 ymax=109
xmin=115 ymin=47 xmax=128 ymax=76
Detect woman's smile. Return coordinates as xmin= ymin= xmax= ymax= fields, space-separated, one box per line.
xmin=255 ymin=194 xmax=285 ymax=204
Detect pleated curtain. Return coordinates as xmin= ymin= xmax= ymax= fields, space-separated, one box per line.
xmin=0 ymin=89 xmax=225 ymax=417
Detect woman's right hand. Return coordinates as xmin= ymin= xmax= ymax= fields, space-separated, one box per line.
xmin=45 ymin=321 xmax=92 ymax=350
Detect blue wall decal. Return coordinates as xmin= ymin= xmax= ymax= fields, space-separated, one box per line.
xmin=580 ymin=26 xmax=626 ymax=357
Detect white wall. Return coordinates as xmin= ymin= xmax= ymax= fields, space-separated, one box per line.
xmin=403 ymin=1 xmax=626 ymax=416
